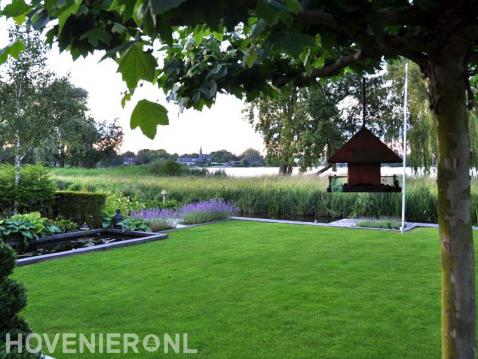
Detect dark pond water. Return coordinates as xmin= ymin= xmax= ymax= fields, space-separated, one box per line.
xmin=16 ymin=233 xmax=134 ymax=259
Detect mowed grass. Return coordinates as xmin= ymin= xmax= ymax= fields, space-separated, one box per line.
xmin=14 ymin=221 xmax=446 ymax=358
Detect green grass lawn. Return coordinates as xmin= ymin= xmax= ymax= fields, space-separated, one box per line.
xmin=15 ymin=221 xmax=445 ymax=358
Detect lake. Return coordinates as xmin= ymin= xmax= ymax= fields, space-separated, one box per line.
xmin=206 ymin=166 xmax=437 ymax=177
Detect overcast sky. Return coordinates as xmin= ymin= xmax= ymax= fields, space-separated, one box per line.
xmin=0 ymin=20 xmax=265 ymax=155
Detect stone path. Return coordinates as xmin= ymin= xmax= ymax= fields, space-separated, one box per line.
xmin=229 ymin=216 xmax=478 ymax=232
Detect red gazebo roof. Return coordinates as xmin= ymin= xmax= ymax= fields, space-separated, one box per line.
xmin=328 ymin=127 xmax=402 ymax=164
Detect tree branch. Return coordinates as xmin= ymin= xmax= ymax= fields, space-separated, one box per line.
xmin=313 ymin=164 xmax=332 ymax=176
xmin=377 ymin=6 xmax=430 ymax=26
xmin=273 ymin=50 xmax=364 ymax=87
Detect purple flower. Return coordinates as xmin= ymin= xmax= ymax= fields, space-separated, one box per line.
xmin=131 ymin=208 xmax=178 ymax=220
xmin=178 ymin=200 xmax=238 ymax=217
xmin=131 ymin=200 xmax=237 ymax=226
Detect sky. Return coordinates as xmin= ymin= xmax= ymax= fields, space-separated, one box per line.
xmin=0 ymin=21 xmax=265 ymax=155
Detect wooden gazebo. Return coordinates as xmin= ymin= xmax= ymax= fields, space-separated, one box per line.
xmin=327 ymin=127 xmax=402 ymax=192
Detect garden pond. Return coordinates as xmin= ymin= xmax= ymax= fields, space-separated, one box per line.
xmin=11 ymin=229 xmax=168 ymax=265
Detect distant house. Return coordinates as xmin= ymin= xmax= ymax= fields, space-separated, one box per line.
xmin=177 ymin=157 xmax=199 ymax=166
xmin=177 ymin=147 xmax=211 ymax=166
xmin=227 ymin=160 xmax=243 ymax=167
xmin=122 ymin=156 xmax=136 ymax=166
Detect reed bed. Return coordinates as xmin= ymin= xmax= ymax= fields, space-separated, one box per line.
xmin=51 ymin=167 xmax=478 ymax=224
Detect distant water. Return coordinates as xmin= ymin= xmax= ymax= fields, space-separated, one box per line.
xmin=206 ymin=166 xmax=437 ymax=178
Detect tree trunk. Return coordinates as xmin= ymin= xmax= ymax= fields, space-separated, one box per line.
xmin=59 ymin=146 xmax=66 ymax=168
xmin=13 ymin=82 xmax=22 ymax=215
xmin=431 ymin=58 xmax=476 ymax=358
xmin=13 ymin=130 xmax=21 ymax=214
xmin=278 ymin=163 xmax=288 ymax=175
xmin=278 ymin=163 xmax=293 ymax=175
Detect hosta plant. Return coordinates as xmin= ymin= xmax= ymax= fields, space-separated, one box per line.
xmin=0 ymin=212 xmax=61 ymax=249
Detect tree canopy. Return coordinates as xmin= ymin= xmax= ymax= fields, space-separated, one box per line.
xmin=4 ymin=1 xmax=477 ymax=138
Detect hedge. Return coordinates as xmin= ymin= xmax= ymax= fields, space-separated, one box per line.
xmin=0 ymin=164 xmax=56 ymax=216
xmin=54 ymin=191 xmax=106 ymax=228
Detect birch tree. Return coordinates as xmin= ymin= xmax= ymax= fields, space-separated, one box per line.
xmin=0 ymin=27 xmax=53 ymax=213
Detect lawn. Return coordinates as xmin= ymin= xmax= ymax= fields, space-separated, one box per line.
xmin=15 ymin=221 xmax=444 ymax=358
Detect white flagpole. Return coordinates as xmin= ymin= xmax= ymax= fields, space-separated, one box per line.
xmin=401 ymin=62 xmax=409 ymax=234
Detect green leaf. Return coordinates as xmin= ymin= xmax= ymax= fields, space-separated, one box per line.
xmin=112 ymin=22 xmax=128 ymax=34
xmin=244 ymin=49 xmax=257 ymax=68
xmin=270 ymin=32 xmax=315 ymax=57
xmin=121 ymin=92 xmax=132 ymax=108
xmin=2 ymin=0 xmax=32 ymax=24
xmin=130 ymin=99 xmax=169 ymax=139
xmin=80 ymin=28 xmax=113 ymax=47
xmin=31 ymin=8 xmax=50 ymax=30
xmin=256 ymin=0 xmax=279 ymax=25
xmin=150 ymin=0 xmax=186 ymax=15
xmin=57 ymin=0 xmax=83 ymax=34
xmin=285 ymin=0 xmax=302 ymax=14
xmin=118 ymin=43 xmax=157 ymax=89
xmin=251 ymin=19 xmax=267 ymax=37
xmin=0 ymin=41 xmax=25 ymax=65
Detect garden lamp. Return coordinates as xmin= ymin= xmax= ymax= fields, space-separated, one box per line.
xmin=161 ymin=189 xmax=168 ymax=203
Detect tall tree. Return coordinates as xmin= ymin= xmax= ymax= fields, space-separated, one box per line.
xmin=246 ymin=74 xmax=401 ymax=174
xmin=4 ymin=0 xmax=478 ymax=356
xmin=209 ymin=150 xmax=237 ymax=164
xmin=240 ymin=148 xmax=264 ymax=166
xmin=388 ymin=61 xmax=478 ymax=175
xmin=246 ymin=87 xmax=307 ymax=174
xmin=0 ymin=26 xmax=53 ymax=212
xmin=45 ymin=78 xmax=91 ymax=168
xmin=66 ymin=118 xmax=124 ymax=168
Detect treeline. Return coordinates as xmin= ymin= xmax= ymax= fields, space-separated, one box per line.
xmin=120 ymin=148 xmax=266 ymax=167
xmin=0 ymin=27 xmax=123 ymax=171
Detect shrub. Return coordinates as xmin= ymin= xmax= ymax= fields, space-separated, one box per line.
xmin=0 ymin=164 xmax=56 ymax=216
xmin=131 ymin=208 xmax=178 ymax=231
xmin=54 ymin=192 xmax=106 ymax=228
xmin=211 ymin=170 xmax=227 ymax=177
xmin=0 ymin=212 xmax=61 ymax=249
xmin=180 ymin=200 xmax=237 ymax=225
xmin=151 ymin=159 xmax=184 ymax=176
xmin=0 ymin=242 xmax=36 ymax=358
xmin=356 ymin=218 xmax=402 ymax=229
xmin=187 ymin=167 xmax=209 ymax=177
xmin=103 ymin=192 xmax=146 ymax=216
xmin=47 ymin=218 xmax=79 ymax=233
xmin=117 ymin=217 xmax=150 ymax=232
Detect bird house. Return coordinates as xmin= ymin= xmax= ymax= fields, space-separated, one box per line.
xmin=327 ymin=127 xmax=402 ymax=192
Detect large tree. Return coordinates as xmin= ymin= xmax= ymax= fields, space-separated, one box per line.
xmin=246 ymin=73 xmax=401 ymax=174
xmin=42 ymin=77 xmax=91 ymax=168
xmin=3 ymin=0 xmax=478 ymax=356
xmin=66 ymin=118 xmax=124 ymax=168
xmin=388 ymin=61 xmax=478 ymax=175
xmin=0 ymin=26 xmax=54 ymax=213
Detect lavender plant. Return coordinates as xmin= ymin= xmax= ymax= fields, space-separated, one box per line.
xmin=131 ymin=208 xmax=178 ymax=231
xmin=179 ymin=200 xmax=237 ymax=225
xmin=132 ymin=200 xmax=237 ymax=229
